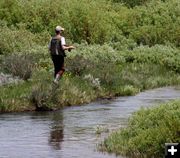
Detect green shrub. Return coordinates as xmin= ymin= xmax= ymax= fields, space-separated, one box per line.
xmin=66 ymin=55 xmax=94 ymax=76
xmin=0 ymin=60 xmax=179 ymax=112
xmin=68 ymin=43 xmax=124 ymax=63
xmin=0 ymin=0 xmax=179 ymax=46
xmin=111 ymin=0 xmax=180 ymax=46
xmin=0 ymin=25 xmax=49 ymax=55
xmin=101 ymin=100 xmax=180 ymax=157
xmin=114 ymin=0 xmax=153 ymax=7
xmin=1 ymin=54 xmax=35 ymax=80
xmin=30 ymin=81 xmax=59 ymax=111
xmin=120 ymin=45 xmax=180 ymax=72
xmin=129 ymin=0 xmax=180 ymax=46
xmin=0 ymin=26 xmax=33 ymax=54
xmin=0 ymin=0 xmax=116 ymax=44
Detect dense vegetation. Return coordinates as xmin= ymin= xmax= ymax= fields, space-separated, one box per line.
xmin=101 ymin=100 xmax=180 ymax=157
xmin=0 ymin=0 xmax=179 ymax=157
xmin=0 ymin=0 xmax=179 ymax=109
xmin=0 ymin=0 xmax=180 ymax=46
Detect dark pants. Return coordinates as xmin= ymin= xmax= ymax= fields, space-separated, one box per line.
xmin=51 ymin=55 xmax=65 ymax=78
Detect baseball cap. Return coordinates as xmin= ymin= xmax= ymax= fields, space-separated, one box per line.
xmin=55 ymin=26 xmax=65 ymax=31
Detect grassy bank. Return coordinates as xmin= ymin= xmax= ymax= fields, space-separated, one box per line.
xmin=100 ymin=100 xmax=180 ymax=157
xmin=0 ymin=43 xmax=180 ymax=112
xmin=0 ymin=0 xmax=180 ymax=112
xmin=0 ymin=59 xmax=180 ymax=112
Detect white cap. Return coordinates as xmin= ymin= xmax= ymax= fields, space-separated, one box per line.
xmin=55 ymin=26 xmax=64 ymax=31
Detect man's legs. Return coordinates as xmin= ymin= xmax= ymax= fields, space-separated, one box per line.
xmin=53 ymin=57 xmax=65 ymax=83
xmin=54 ymin=68 xmax=65 ymax=83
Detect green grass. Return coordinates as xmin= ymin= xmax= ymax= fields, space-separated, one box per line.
xmin=0 ymin=62 xmax=180 ymax=112
xmin=0 ymin=81 xmax=34 ymax=112
xmin=99 ymin=63 xmax=180 ymax=96
xmin=0 ymin=42 xmax=180 ymax=113
xmin=100 ymin=100 xmax=180 ymax=158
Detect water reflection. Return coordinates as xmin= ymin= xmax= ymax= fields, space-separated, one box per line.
xmin=48 ymin=111 xmax=64 ymax=150
xmin=0 ymin=87 xmax=179 ymax=158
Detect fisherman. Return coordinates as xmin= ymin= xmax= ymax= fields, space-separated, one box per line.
xmin=49 ymin=26 xmax=75 ymax=84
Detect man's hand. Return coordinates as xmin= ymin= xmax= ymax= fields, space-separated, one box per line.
xmin=69 ymin=45 xmax=76 ymax=49
xmin=68 ymin=45 xmax=76 ymax=52
xmin=63 ymin=45 xmax=76 ymax=51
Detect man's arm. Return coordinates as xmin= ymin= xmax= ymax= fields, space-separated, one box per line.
xmin=61 ymin=36 xmax=75 ymax=51
xmin=62 ymin=45 xmax=76 ymax=51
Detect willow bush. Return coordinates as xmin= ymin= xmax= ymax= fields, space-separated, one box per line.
xmin=0 ymin=0 xmax=115 ymax=44
xmin=0 ymin=0 xmax=179 ymax=46
xmin=0 ymin=25 xmax=49 ymax=55
xmin=112 ymin=0 xmax=180 ymax=46
xmin=1 ymin=54 xmax=36 ymax=80
xmin=119 ymin=45 xmax=180 ymax=72
xmin=113 ymin=0 xmax=152 ymax=7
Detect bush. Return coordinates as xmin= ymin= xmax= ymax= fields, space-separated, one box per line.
xmin=66 ymin=55 xmax=94 ymax=76
xmin=0 ymin=0 xmax=179 ymax=46
xmin=58 ymin=76 xmax=99 ymax=106
xmin=130 ymin=0 xmax=180 ymax=46
xmin=66 ymin=43 xmax=125 ymax=88
xmin=111 ymin=0 xmax=180 ymax=46
xmin=1 ymin=54 xmax=35 ymax=80
xmin=0 ymin=0 xmax=116 ymax=44
xmin=0 ymin=25 xmax=34 ymax=55
xmin=0 ymin=25 xmax=49 ymax=55
xmin=68 ymin=43 xmax=123 ymax=63
xmin=113 ymin=0 xmax=152 ymax=7
xmin=0 ymin=81 xmax=34 ymax=112
xmin=101 ymin=100 xmax=180 ymax=157
xmin=30 ymin=82 xmax=59 ymax=111
xmin=120 ymin=45 xmax=180 ymax=72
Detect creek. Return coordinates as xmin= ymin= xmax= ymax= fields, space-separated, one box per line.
xmin=0 ymin=87 xmax=180 ymax=158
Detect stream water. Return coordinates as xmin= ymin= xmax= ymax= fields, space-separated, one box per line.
xmin=0 ymin=87 xmax=180 ymax=158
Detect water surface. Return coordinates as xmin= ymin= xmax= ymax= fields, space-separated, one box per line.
xmin=0 ymin=87 xmax=180 ymax=158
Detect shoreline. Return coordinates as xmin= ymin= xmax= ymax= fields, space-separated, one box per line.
xmin=0 ymin=83 xmax=179 ymax=113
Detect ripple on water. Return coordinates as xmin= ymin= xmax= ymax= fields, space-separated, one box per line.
xmin=0 ymin=87 xmax=179 ymax=158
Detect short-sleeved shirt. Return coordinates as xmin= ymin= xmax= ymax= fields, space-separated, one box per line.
xmin=61 ymin=36 xmax=66 ymax=46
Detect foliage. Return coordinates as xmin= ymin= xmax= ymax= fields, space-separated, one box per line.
xmin=30 ymin=81 xmax=59 ymax=111
xmin=66 ymin=55 xmax=94 ymax=76
xmin=0 ymin=61 xmax=180 ymax=113
xmin=0 ymin=25 xmax=34 ymax=55
xmin=0 ymin=82 xmax=34 ymax=112
xmin=0 ymin=0 xmax=179 ymax=46
xmin=1 ymin=53 xmax=36 ymax=80
xmin=112 ymin=0 xmax=180 ymax=46
xmin=120 ymin=45 xmax=180 ymax=72
xmin=113 ymin=0 xmax=154 ymax=7
xmin=0 ymin=0 xmax=114 ymax=44
xmin=0 ymin=25 xmax=49 ymax=55
xmin=57 ymin=76 xmax=99 ymax=106
xmin=101 ymin=100 xmax=180 ymax=157
xmin=0 ymin=0 xmax=180 ymax=114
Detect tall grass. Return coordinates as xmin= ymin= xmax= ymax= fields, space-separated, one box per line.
xmin=0 ymin=82 xmax=34 ymax=112
xmin=0 ymin=61 xmax=179 ymax=112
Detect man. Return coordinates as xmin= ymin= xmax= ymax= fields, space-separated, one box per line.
xmin=49 ymin=26 xmax=75 ymax=84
